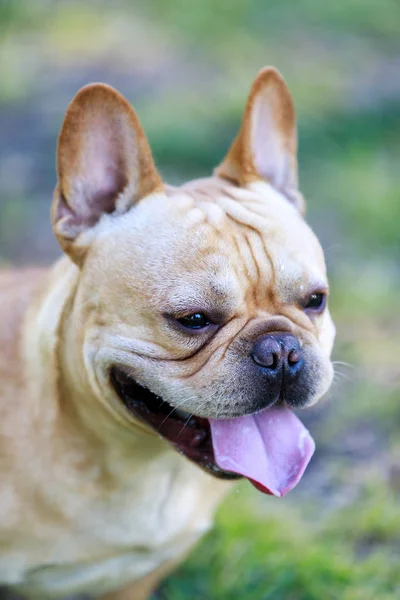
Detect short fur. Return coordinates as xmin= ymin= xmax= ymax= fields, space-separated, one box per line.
xmin=0 ymin=67 xmax=335 ymax=599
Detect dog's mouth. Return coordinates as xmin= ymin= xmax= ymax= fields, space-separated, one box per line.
xmin=110 ymin=367 xmax=316 ymax=497
xmin=110 ymin=367 xmax=241 ymax=481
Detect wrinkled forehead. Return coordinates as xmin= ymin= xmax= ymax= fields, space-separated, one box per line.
xmin=165 ymin=178 xmax=326 ymax=280
xmin=93 ymin=178 xmax=326 ymax=305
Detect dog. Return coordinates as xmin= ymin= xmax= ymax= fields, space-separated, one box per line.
xmin=0 ymin=67 xmax=335 ymax=599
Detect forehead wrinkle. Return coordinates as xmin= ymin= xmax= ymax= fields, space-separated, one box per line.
xmin=188 ymin=189 xmax=272 ymax=280
xmin=215 ymin=186 xmax=286 ymax=235
xmin=243 ymin=231 xmax=262 ymax=287
xmin=190 ymin=191 xmax=278 ymax=310
xmin=232 ymin=229 xmax=260 ymax=289
xmin=173 ymin=187 xmax=226 ymax=228
xmin=171 ymin=181 xmax=268 ymax=234
xmin=209 ymin=192 xmax=283 ymax=305
xmin=166 ymin=180 xmax=320 ymax=312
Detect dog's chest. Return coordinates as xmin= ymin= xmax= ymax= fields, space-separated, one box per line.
xmin=4 ymin=459 xmax=227 ymax=598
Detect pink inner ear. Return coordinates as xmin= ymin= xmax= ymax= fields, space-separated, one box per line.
xmin=251 ymin=88 xmax=289 ymax=188
xmin=80 ymin=120 xmax=130 ymax=212
xmin=61 ymin=115 xmax=132 ymax=230
xmin=55 ymin=163 xmax=126 ymax=233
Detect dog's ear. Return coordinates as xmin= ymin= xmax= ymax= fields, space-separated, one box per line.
xmin=52 ymin=83 xmax=163 ymax=262
xmin=215 ymin=67 xmax=304 ymax=213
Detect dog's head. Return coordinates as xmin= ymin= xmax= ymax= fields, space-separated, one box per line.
xmin=52 ymin=68 xmax=335 ymax=496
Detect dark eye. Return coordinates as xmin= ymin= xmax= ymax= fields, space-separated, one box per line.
xmin=177 ymin=313 xmax=211 ymax=330
xmin=304 ymin=292 xmax=326 ymax=312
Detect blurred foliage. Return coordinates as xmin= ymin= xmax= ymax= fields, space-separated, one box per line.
xmin=0 ymin=0 xmax=399 ymax=598
xmin=160 ymin=484 xmax=400 ymax=599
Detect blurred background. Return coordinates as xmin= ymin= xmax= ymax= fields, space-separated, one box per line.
xmin=0 ymin=0 xmax=399 ymax=598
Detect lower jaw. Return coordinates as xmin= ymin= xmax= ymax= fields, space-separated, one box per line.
xmin=110 ymin=368 xmax=242 ymax=480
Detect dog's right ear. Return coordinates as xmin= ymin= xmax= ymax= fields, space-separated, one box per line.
xmin=52 ymin=83 xmax=163 ymax=264
xmin=215 ymin=67 xmax=304 ymax=213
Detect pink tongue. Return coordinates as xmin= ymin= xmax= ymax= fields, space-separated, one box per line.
xmin=209 ymin=405 xmax=315 ymax=497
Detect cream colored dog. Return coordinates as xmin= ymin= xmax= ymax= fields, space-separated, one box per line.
xmin=0 ymin=67 xmax=335 ymax=599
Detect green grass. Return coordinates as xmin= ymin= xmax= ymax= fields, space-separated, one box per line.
xmin=1 ymin=0 xmax=399 ymax=597
xmin=156 ymin=483 xmax=400 ymax=599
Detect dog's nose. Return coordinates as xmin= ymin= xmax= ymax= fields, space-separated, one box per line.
xmin=251 ymin=333 xmax=303 ymax=376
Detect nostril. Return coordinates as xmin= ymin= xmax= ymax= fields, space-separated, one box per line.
xmin=251 ymin=336 xmax=282 ymax=369
xmin=288 ymin=348 xmax=302 ymax=365
xmin=261 ymin=352 xmax=276 ymax=368
xmin=252 ymin=349 xmax=280 ymax=369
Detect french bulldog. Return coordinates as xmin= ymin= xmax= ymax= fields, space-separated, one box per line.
xmin=0 ymin=67 xmax=335 ymax=599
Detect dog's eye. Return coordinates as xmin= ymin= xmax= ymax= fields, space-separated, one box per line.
xmin=177 ymin=313 xmax=211 ymax=329
xmin=304 ymin=292 xmax=326 ymax=313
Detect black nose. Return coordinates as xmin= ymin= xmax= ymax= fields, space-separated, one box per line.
xmin=251 ymin=333 xmax=303 ymax=377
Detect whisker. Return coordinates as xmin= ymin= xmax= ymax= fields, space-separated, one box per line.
xmin=323 ymin=243 xmax=342 ymax=254
xmin=333 ymin=370 xmax=352 ymax=383
xmin=156 ymin=386 xmax=224 ymax=436
xmin=178 ymin=412 xmax=196 ymax=438
xmin=332 ymin=360 xmax=356 ymax=370
xmin=156 ymin=395 xmax=200 ymax=433
xmin=177 ymin=397 xmax=212 ymax=438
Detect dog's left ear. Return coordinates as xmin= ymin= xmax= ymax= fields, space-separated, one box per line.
xmin=52 ymin=83 xmax=163 ymax=263
xmin=215 ymin=67 xmax=304 ymax=213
